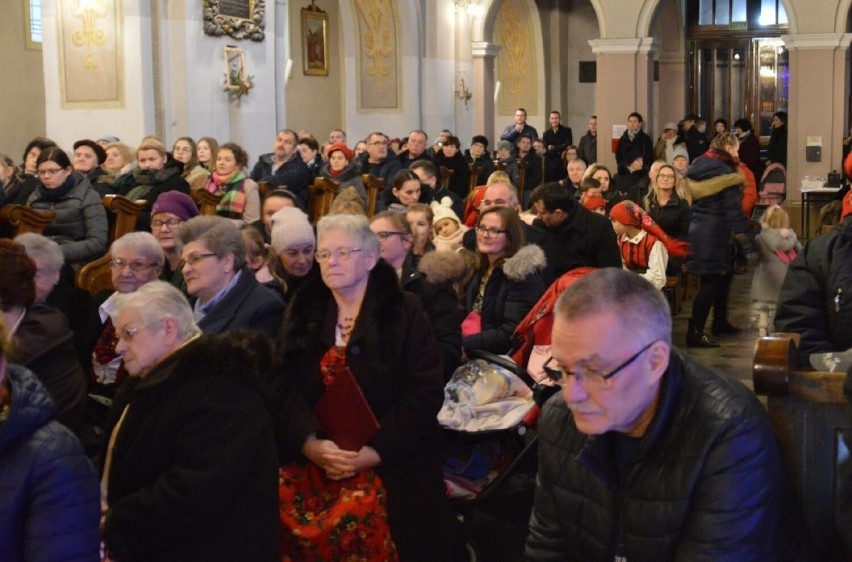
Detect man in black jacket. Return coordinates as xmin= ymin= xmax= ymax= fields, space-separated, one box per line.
xmin=615 ymin=112 xmax=654 ymax=173
xmin=529 ymin=182 xmax=621 ymax=277
xmin=250 ymin=129 xmax=311 ymax=209
xmin=525 ymin=268 xmax=806 ymax=561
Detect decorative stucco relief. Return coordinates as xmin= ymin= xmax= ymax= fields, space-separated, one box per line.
xmin=495 ymin=0 xmax=536 ymax=115
xmin=355 ymin=0 xmax=399 ymax=109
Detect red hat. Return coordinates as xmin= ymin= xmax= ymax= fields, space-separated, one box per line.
xmin=843 ymin=189 xmax=852 ymax=220
xmin=582 ymin=194 xmax=607 ymax=212
xmin=325 ymin=142 xmax=353 ymax=162
xmin=610 ymin=200 xmax=690 ymax=258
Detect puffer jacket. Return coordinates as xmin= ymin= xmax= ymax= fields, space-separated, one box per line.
xmin=0 ymin=365 xmax=100 ymax=561
xmin=775 ymin=217 xmax=852 ymax=361
xmin=26 ymin=175 xmax=107 ymax=267
xmin=684 ymin=152 xmax=751 ymax=276
xmin=464 ymin=244 xmax=547 ymax=354
xmin=525 ymin=350 xmax=806 ymax=561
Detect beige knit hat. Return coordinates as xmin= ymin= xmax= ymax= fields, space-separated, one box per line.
xmin=430 ymin=198 xmax=461 ymax=228
xmin=270 ymin=207 xmax=315 ymax=252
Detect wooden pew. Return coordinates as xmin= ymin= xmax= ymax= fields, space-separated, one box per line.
xmin=0 ymin=204 xmax=55 ymax=238
xmin=467 ymin=163 xmax=480 ymax=195
xmin=102 ymin=194 xmax=146 ymax=244
xmin=308 ymin=177 xmax=338 ymax=223
xmin=361 ymin=174 xmax=384 ymax=218
xmin=76 ymin=254 xmax=113 ymax=296
xmin=517 ymin=160 xmax=528 ymax=206
xmin=191 ymin=189 xmax=224 ymax=216
xmin=439 ymin=166 xmax=454 ymax=191
xmin=753 ymin=334 xmax=851 ymax=560
xmin=257 ymin=181 xmax=271 ymax=200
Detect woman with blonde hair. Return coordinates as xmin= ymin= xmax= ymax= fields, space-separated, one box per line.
xmin=643 ymin=163 xmax=692 ymax=266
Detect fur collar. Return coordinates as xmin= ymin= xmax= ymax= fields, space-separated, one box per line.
xmin=279 ymin=260 xmax=405 ymax=377
xmin=417 ymin=250 xmax=467 ymax=284
xmin=501 ymin=244 xmax=546 ymax=282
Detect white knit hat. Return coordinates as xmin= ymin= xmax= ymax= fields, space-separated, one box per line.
xmin=270 ymin=207 xmax=315 ymax=252
xmin=430 ymin=198 xmax=461 ymax=227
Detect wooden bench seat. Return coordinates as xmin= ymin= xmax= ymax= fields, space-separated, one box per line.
xmin=0 ymin=204 xmax=55 ymax=238
xmin=753 ymin=334 xmax=851 ymax=560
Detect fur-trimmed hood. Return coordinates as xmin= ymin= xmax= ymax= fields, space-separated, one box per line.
xmin=417 ymin=250 xmax=468 ymax=284
xmin=684 ymin=172 xmax=744 ymax=201
xmin=502 ymin=244 xmax=547 ymax=281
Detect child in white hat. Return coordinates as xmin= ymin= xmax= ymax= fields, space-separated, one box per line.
xmin=431 ymin=198 xmax=468 ymax=252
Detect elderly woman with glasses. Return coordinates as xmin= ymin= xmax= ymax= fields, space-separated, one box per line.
xmin=89 ymin=232 xmax=165 ymax=399
xmin=25 ymin=147 xmax=108 ymax=270
xmin=100 ymin=281 xmax=280 ymax=561
xmin=179 ymin=215 xmax=283 ymax=337
xmin=463 ymin=206 xmax=547 ymax=356
xmin=273 ymin=214 xmax=456 ymax=561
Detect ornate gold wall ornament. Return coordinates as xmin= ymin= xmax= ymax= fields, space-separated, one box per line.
xmin=203 ymin=0 xmax=266 ymax=42
xmin=71 ymin=0 xmax=108 ymax=69
xmin=495 ymin=0 xmax=535 ymax=114
xmin=355 ymin=0 xmax=393 ymax=89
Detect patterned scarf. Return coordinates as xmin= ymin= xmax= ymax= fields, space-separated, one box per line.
xmin=210 ymin=170 xmax=247 ymax=219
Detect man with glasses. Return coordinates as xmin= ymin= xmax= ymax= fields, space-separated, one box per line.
xmin=526 ymin=268 xmax=805 ymax=561
xmin=357 ymin=132 xmax=401 ymax=201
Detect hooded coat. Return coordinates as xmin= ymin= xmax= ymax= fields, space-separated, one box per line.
xmin=0 ymin=365 xmax=100 ymax=561
xmin=752 ymin=227 xmax=802 ymax=303
xmin=464 ymin=244 xmax=547 ymax=355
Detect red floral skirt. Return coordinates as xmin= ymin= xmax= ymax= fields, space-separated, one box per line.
xmin=278 ymin=463 xmax=398 ymax=562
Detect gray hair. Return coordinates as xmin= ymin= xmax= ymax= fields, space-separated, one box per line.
xmin=316 ymin=214 xmax=380 ymax=257
xmin=554 ymin=268 xmax=671 ymax=345
xmin=178 ymin=215 xmax=246 ymax=270
xmin=110 ymin=231 xmax=165 ymax=268
xmin=114 ymin=280 xmax=199 ymax=342
xmin=14 ymin=233 xmax=64 ymax=272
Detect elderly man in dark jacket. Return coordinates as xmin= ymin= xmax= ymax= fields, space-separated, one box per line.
xmin=100 ymin=281 xmax=280 ymax=562
xmin=529 ymin=182 xmax=621 ymax=277
xmin=525 ymin=268 xmax=806 ymax=561
xmin=250 ymin=128 xmax=312 ymax=209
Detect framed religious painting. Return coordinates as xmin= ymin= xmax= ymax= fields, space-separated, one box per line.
xmin=301 ymin=4 xmax=328 ymax=76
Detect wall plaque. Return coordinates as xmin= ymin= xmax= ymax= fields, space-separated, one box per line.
xmin=203 ymin=0 xmax=265 ymax=42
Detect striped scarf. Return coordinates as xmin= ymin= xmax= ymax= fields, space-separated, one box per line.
xmin=209 ymin=170 xmax=247 ymax=219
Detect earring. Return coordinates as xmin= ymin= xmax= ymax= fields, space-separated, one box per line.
xmin=224 ymin=268 xmax=230 ymax=273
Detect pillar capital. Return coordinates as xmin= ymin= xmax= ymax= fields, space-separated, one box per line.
xmin=471 ymin=41 xmax=501 ymax=58
xmin=588 ymin=37 xmax=660 ymax=55
xmin=781 ymin=33 xmax=852 ymax=50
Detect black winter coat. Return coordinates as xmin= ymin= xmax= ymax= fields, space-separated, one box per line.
xmin=196 ymin=268 xmax=284 ymax=338
xmin=775 ymin=217 xmax=852 ymax=361
xmin=435 ymin=151 xmax=471 ymax=200
xmin=465 ymin=153 xmax=495 ymax=186
xmin=615 ymin=129 xmax=654 ymax=171
xmin=102 ymin=333 xmax=280 ymax=562
xmin=272 ymin=260 xmax=455 ymax=561
xmin=112 ymin=162 xmax=190 ymax=232
xmin=250 ymin=152 xmax=312 ymax=209
xmin=532 ymin=202 xmax=622 ymax=277
xmin=464 ymin=245 xmax=547 ymax=355
xmin=525 ymin=350 xmax=806 ymax=561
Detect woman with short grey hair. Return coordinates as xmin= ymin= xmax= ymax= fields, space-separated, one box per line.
xmin=178 ymin=215 xmax=283 ymax=337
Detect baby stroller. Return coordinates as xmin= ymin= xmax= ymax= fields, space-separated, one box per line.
xmin=752 ymin=162 xmax=786 ymax=225
xmin=439 ymin=267 xmax=595 ymax=561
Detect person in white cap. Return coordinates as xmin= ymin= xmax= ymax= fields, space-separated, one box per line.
xmin=269 ymin=206 xmax=318 ymax=305
xmin=430 ymin=199 xmax=468 ymax=252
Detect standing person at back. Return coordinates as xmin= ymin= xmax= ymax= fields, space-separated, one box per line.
xmin=543 ymin=110 xmax=573 ymax=166
xmin=501 ymin=108 xmax=539 ymax=143
xmin=577 ymin=115 xmax=598 ymax=165
xmin=615 ymin=112 xmax=654 ymax=173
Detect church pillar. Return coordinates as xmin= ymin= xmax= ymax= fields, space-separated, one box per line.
xmin=471 ymin=41 xmax=501 ymax=143
xmin=588 ymin=37 xmax=659 ymax=172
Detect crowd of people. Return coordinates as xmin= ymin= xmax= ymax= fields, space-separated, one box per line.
xmin=4 ymin=104 xmax=852 ymax=561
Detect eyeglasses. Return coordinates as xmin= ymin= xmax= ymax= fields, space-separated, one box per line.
xmin=117 ymin=321 xmax=161 ymax=342
xmin=37 ymin=167 xmax=66 ymax=177
xmin=110 ymin=258 xmax=158 ymax=272
xmin=373 ymin=231 xmax=405 ymax=241
xmin=151 ymin=218 xmax=182 ymax=229
xmin=183 ymin=252 xmax=218 ymax=266
xmin=315 ymin=248 xmax=362 ymax=263
xmin=173 ymin=146 xmax=192 ymax=154
xmin=476 ymin=226 xmax=507 ymax=237
xmin=369 ymin=141 xmax=388 ymax=146
xmin=543 ymin=341 xmax=657 ymax=389
xmin=542 ymin=341 xmax=657 ymax=389
xmin=657 ymin=173 xmax=676 ymax=180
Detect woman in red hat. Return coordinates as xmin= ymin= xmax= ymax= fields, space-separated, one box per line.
xmin=319 ymin=142 xmax=367 ymax=209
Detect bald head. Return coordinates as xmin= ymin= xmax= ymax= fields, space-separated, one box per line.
xmin=481 ymin=182 xmax=520 ymax=212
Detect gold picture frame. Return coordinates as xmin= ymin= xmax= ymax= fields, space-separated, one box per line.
xmin=224 ymin=46 xmax=246 ymax=91
xmin=301 ymin=5 xmax=328 ymax=76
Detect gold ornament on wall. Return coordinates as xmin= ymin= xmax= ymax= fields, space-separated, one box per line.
xmin=71 ymin=0 xmax=108 ymax=69
xmin=355 ymin=0 xmax=393 ymax=89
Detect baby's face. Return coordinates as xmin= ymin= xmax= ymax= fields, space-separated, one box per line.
xmin=435 ymin=217 xmax=459 ymax=237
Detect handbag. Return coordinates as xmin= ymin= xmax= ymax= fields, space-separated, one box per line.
xmin=461 ymin=309 xmax=482 ymax=337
